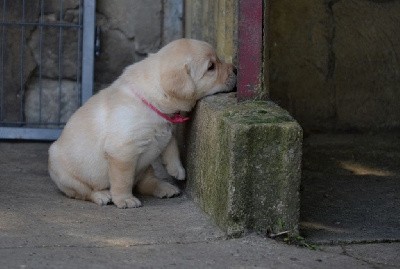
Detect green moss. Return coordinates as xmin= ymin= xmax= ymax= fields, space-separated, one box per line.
xmin=186 ymin=93 xmax=302 ymax=236
xmin=221 ymin=100 xmax=294 ymax=125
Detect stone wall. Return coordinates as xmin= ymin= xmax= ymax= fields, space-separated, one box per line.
xmin=95 ymin=0 xmax=183 ymax=88
xmin=1 ymin=1 xmax=39 ymax=123
xmin=184 ymin=1 xmax=302 ymax=236
xmin=1 ymin=0 xmax=183 ymax=127
xmin=185 ymin=0 xmax=237 ymax=64
xmin=269 ymin=0 xmax=400 ymax=132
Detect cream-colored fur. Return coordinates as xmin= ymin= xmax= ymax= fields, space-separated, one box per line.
xmin=48 ymin=39 xmax=236 ymax=208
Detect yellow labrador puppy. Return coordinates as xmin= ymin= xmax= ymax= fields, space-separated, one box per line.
xmin=48 ymin=39 xmax=236 ymax=208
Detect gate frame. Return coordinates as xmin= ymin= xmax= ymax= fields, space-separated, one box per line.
xmin=236 ymin=0 xmax=264 ymax=101
xmin=0 ymin=0 xmax=96 ymax=140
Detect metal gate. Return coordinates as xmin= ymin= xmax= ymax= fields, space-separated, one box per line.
xmin=0 ymin=0 xmax=95 ymax=140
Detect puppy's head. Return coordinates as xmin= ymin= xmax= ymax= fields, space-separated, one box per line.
xmin=157 ymin=39 xmax=236 ymax=109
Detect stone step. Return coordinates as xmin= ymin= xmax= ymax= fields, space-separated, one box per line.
xmin=185 ymin=93 xmax=303 ymax=237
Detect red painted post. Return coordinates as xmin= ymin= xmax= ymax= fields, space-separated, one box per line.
xmin=237 ymin=0 xmax=264 ymax=101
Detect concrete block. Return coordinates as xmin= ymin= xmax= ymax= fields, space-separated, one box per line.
xmin=186 ymin=93 xmax=302 ymax=236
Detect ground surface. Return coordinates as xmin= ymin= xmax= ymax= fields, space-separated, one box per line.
xmin=0 ymin=137 xmax=399 ymax=268
xmin=301 ymin=133 xmax=400 ymax=244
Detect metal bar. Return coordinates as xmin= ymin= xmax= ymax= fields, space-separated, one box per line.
xmin=81 ymin=0 xmax=95 ymax=104
xmin=0 ymin=0 xmax=95 ymax=141
xmin=7 ymin=121 xmax=65 ymax=126
xmin=0 ymin=21 xmax=82 ymax=28
xmin=58 ymin=0 xmax=64 ymax=123
xmin=39 ymin=0 xmax=44 ymax=123
xmin=76 ymin=0 xmax=82 ymax=106
xmin=19 ymin=0 xmax=26 ymax=122
xmin=0 ymin=127 xmax=62 ymax=140
xmin=0 ymin=0 xmax=6 ymax=121
xmin=237 ymin=0 xmax=264 ymax=101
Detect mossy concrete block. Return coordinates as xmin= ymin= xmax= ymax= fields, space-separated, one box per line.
xmin=186 ymin=93 xmax=302 ymax=236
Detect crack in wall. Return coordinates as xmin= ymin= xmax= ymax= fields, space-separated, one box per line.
xmin=325 ymin=0 xmax=338 ymax=80
xmin=325 ymin=0 xmax=340 ymax=129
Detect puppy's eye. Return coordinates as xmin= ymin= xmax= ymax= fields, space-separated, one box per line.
xmin=207 ymin=62 xmax=215 ymax=71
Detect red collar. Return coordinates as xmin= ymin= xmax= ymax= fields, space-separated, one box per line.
xmin=134 ymin=92 xmax=190 ymax=124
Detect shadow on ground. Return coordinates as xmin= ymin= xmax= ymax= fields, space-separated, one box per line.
xmin=300 ymin=132 xmax=400 ymax=244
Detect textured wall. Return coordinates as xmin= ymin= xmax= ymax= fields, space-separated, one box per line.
xmin=1 ymin=0 xmax=183 ymax=126
xmin=0 ymin=1 xmax=39 ymax=123
xmin=95 ymin=0 xmax=183 ymax=88
xmin=269 ymin=0 xmax=400 ymax=132
xmin=1 ymin=0 xmax=81 ymax=125
xmin=185 ymin=0 xmax=237 ymax=64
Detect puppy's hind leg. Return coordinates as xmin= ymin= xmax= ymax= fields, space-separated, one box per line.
xmin=49 ymin=165 xmax=111 ymax=205
xmin=136 ymin=166 xmax=181 ymax=198
xmin=49 ymin=146 xmax=111 ymax=206
xmin=90 ymin=190 xmax=112 ymax=206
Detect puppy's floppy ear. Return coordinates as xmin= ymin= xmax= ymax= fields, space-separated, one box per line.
xmin=161 ymin=64 xmax=196 ymax=100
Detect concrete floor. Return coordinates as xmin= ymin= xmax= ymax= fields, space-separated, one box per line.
xmin=301 ymin=132 xmax=400 ymax=244
xmin=0 ymin=134 xmax=399 ymax=268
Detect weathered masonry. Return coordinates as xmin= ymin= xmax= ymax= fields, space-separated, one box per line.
xmin=0 ymin=0 xmax=95 ymax=140
xmin=185 ymin=0 xmax=302 ymax=236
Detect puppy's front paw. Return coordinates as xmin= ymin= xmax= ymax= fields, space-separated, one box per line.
xmin=91 ymin=190 xmax=112 ymax=206
xmin=113 ymin=195 xmax=142 ymax=209
xmin=153 ymin=181 xmax=181 ymax=198
xmin=166 ymin=163 xmax=186 ymax=180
